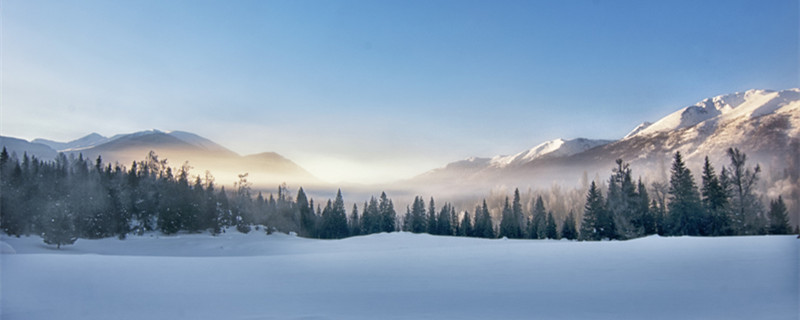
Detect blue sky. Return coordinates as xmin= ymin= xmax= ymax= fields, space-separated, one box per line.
xmin=2 ymin=0 xmax=798 ymax=183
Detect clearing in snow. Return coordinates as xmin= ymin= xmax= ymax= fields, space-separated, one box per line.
xmin=1 ymin=232 xmax=798 ymax=320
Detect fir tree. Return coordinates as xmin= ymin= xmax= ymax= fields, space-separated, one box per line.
xmin=580 ymin=181 xmax=605 ymax=241
xmin=499 ymin=197 xmax=522 ymax=238
xmin=297 ymin=187 xmax=315 ymax=237
xmin=41 ymin=201 xmax=78 ymax=249
xmin=767 ymin=196 xmax=791 ymax=235
xmin=560 ymin=211 xmax=578 ymax=240
xmin=437 ymin=203 xmax=452 ymax=236
xmin=701 ymin=157 xmax=730 ymax=236
xmin=427 ymin=197 xmax=437 ymax=234
xmin=459 ymin=209 xmax=473 ymax=237
xmin=529 ymin=196 xmax=546 ymax=239
xmin=378 ymin=192 xmax=396 ymax=233
xmin=545 ymin=211 xmax=558 ymax=239
xmin=667 ymin=151 xmax=703 ymax=236
xmin=474 ymin=199 xmax=495 ymax=238
xmin=349 ymin=203 xmax=361 ymax=236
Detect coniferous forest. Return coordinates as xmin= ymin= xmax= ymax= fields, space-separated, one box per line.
xmin=0 ymin=146 xmax=795 ymax=248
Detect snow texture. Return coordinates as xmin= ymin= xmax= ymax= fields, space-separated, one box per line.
xmin=490 ymin=138 xmax=613 ymax=168
xmin=2 ymin=232 xmax=797 ymax=320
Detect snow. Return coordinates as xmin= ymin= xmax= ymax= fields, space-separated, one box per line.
xmin=630 ymin=88 xmax=800 ymax=138
xmin=2 ymin=232 xmax=797 ymax=320
xmin=490 ymin=138 xmax=612 ymax=168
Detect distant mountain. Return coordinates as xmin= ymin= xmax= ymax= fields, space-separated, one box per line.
xmin=410 ymin=88 xmax=800 ymax=193
xmin=1 ymin=130 xmax=320 ymax=187
xmin=0 ymin=136 xmax=57 ymax=160
xmin=33 ymin=132 xmax=109 ymax=151
xmin=489 ymin=138 xmax=613 ymax=168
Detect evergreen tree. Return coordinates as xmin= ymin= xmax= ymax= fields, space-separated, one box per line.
xmin=606 ymin=159 xmax=640 ymax=239
xmin=701 ymin=157 xmax=730 ymax=236
xmin=436 ymin=203 xmax=453 ymax=236
xmin=410 ymin=196 xmax=427 ymax=233
xmin=349 ymin=203 xmax=361 ymax=236
xmin=459 ymin=209 xmax=473 ymax=237
xmin=297 ymin=187 xmax=315 ymax=237
xmin=560 ymin=211 xmax=578 ymax=240
xmin=767 ymin=196 xmax=791 ymax=235
xmin=545 ymin=211 xmax=558 ymax=239
xmin=667 ymin=151 xmax=703 ymax=236
xmin=529 ymin=196 xmax=546 ymax=239
xmin=637 ymin=179 xmax=656 ymax=235
xmin=474 ymin=199 xmax=495 ymax=238
xmin=378 ymin=192 xmax=396 ymax=232
xmin=725 ymin=148 xmax=766 ymax=235
xmin=41 ymin=201 xmax=78 ymax=249
xmin=512 ymin=189 xmax=525 ymax=237
xmin=427 ymin=197 xmax=437 ymax=234
xmin=580 ymin=181 xmax=605 ymax=241
xmin=499 ymin=197 xmax=522 ymax=238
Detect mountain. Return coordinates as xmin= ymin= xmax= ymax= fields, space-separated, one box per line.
xmin=1 ymin=130 xmax=320 ymax=188
xmin=0 ymin=136 xmax=58 ymax=160
xmin=489 ymin=138 xmax=613 ymax=168
xmin=410 ymin=88 xmax=800 ymax=194
xmin=33 ymin=133 xmax=109 ymax=152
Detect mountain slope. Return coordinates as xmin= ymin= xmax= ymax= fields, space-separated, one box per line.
xmin=0 ymin=136 xmax=58 ymax=160
xmin=33 ymin=133 xmax=109 ymax=151
xmin=410 ymin=88 xmax=800 ymax=193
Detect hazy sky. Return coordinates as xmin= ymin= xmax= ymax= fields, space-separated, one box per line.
xmin=2 ymin=0 xmax=798 ymax=184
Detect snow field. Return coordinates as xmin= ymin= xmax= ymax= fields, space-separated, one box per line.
xmin=1 ymin=232 xmax=798 ymax=320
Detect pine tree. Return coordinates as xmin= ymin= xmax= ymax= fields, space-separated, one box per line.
xmin=767 ymin=196 xmax=791 ymax=235
xmin=637 ymin=179 xmax=656 ymax=235
xmin=436 ymin=203 xmax=452 ymax=236
xmin=580 ymin=181 xmax=605 ymax=241
xmin=474 ymin=199 xmax=494 ymax=238
xmin=667 ymin=151 xmax=703 ymax=236
xmin=378 ymin=192 xmax=396 ymax=233
xmin=410 ymin=196 xmax=427 ymax=233
xmin=545 ymin=211 xmax=558 ymax=239
xmin=606 ymin=159 xmax=640 ymax=240
xmin=41 ymin=201 xmax=78 ymax=249
xmin=512 ymin=189 xmax=525 ymax=237
xmin=459 ymin=209 xmax=473 ymax=237
xmin=701 ymin=157 xmax=730 ymax=236
xmin=349 ymin=203 xmax=361 ymax=236
xmin=427 ymin=197 xmax=437 ymax=234
xmin=499 ymin=197 xmax=521 ymax=238
xmin=560 ymin=211 xmax=578 ymax=240
xmin=529 ymin=196 xmax=546 ymax=239
xmin=297 ymin=187 xmax=315 ymax=237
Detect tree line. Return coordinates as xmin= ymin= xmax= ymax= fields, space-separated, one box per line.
xmin=0 ymin=146 xmax=795 ymax=248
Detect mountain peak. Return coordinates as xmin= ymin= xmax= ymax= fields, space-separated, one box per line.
xmin=628 ymin=88 xmax=795 ymax=138
xmin=489 ymin=138 xmax=612 ymax=168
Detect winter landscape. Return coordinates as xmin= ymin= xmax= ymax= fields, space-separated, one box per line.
xmin=2 ymin=0 xmax=800 ymax=319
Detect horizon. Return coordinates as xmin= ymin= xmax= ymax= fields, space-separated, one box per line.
xmin=2 ymin=0 xmax=798 ymax=184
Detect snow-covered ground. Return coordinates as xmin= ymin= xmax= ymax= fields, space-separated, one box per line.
xmin=1 ymin=232 xmax=798 ymax=320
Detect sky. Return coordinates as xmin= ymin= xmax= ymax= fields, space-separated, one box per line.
xmin=1 ymin=0 xmax=798 ymax=184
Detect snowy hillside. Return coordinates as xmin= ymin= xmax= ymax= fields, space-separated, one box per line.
xmin=490 ymin=138 xmax=612 ymax=168
xmin=628 ymin=89 xmax=799 ymax=138
xmin=2 ymin=232 xmax=797 ymax=319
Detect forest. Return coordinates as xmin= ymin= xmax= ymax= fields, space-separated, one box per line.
xmin=0 ymin=146 xmax=795 ymax=248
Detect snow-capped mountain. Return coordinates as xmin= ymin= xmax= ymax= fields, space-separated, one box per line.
xmin=489 ymin=138 xmax=613 ymax=168
xmin=410 ymin=88 xmax=800 ymax=192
